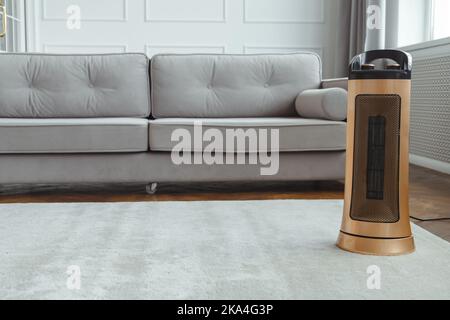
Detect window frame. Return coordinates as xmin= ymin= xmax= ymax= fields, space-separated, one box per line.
xmin=0 ymin=0 xmax=26 ymax=53
xmin=430 ymin=0 xmax=450 ymax=41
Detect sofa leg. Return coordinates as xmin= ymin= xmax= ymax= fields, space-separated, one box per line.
xmin=145 ymin=182 xmax=158 ymax=194
xmin=146 ymin=182 xmax=158 ymax=195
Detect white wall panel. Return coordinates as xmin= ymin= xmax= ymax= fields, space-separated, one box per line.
xmin=28 ymin=0 xmax=338 ymax=77
xmin=43 ymin=44 xmax=127 ymax=54
xmin=42 ymin=0 xmax=127 ymax=21
xmin=146 ymin=45 xmax=225 ymax=56
xmin=244 ymin=0 xmax=324 ymax=23
xmin=145 ymin=0 xmax=226 ymax=22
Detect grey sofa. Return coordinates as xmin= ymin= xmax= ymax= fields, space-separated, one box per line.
xmin=0 ymin=52 xmax=347 ymax=188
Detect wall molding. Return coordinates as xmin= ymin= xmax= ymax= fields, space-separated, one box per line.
xmin=145 ymin=0 xmax=227 ymax=23
xmin=410 ymin=154 xmax=450 ymax=175
xmin=145 ymin=44 xmax=226 ymax=56
xmin=43 ymin=44 xmax=128 ymax=53
xmin=243 ymin=0 xmax=325 ymax=24
xmin=41 ymin=0 xmax=129 ymax=22
xmin=25 ymin=0 xmax=41 ymax=52
xmin=243 ymin=45 xmax=323 ymax=57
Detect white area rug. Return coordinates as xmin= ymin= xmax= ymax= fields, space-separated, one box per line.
xmin=0 ymin=200 xmax=449 ymax=300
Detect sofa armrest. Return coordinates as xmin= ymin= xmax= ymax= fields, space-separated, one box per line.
xmin=321 ymin=78 xmax=348 ymax=91
xmin=295 ymin=88 xmax=347 ymax=121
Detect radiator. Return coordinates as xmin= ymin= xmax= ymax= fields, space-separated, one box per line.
xmin=403 ymin=39 xmax=450 ymax=173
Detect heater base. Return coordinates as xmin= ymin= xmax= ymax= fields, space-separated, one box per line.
xmin=337 ymin=232 xmax=415 ymax=256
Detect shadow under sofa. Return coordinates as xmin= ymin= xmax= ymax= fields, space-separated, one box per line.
xmin=0 ymin=52 xmax=347 ymax=186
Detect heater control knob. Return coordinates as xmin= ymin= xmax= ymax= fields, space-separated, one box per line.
xmin=386 ymin=63 xmax=401 ymax=70
xmin=361 ymin=64 xmax=375 ymax=70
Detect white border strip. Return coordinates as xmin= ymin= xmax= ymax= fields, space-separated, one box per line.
xmin=410 ymin=154 xmax=450 ymax=175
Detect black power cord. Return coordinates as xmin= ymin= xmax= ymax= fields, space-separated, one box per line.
xmin=411 ymin=216 xmax=450 ymax=222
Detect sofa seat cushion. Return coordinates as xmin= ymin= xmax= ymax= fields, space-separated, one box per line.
xmin=149 ymin=118 xmax=346 ymax=152
xmin=0 ymin=118 xmax=148 ymax=154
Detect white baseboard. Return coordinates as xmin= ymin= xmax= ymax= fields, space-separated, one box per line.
xmin=410 ymin=154 xmax=450 ymax=175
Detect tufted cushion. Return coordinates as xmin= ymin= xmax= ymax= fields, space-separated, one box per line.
xmin=151 ymin=53 xmax=322 ymax=118
xmin=0 ymin=53 xmax=151 ymax=118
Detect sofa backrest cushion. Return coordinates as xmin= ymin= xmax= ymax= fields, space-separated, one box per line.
xmin=151 ymin=53 xmax=321 ymax=118
xmin=0 ymin=53 xmax=150 ymax=118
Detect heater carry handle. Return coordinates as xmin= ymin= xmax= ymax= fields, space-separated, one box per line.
xmin=349 ymin=50 xmax=412 ymax=80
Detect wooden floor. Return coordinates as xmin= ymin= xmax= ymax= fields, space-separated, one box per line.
xmin=1 ymin=165 xmax=449 ymax=242
xmin=409 ymin=165 xmax=450 ymax=242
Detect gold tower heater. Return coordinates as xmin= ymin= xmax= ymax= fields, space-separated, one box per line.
xmin=337 ymin=50 xmax=415 ymax=256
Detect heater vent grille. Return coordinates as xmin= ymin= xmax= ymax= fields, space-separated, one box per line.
xmin=350 ymin=95 xmax=401 ymax=223
xmin=367 ymin=116 xmax=386 ymax=200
